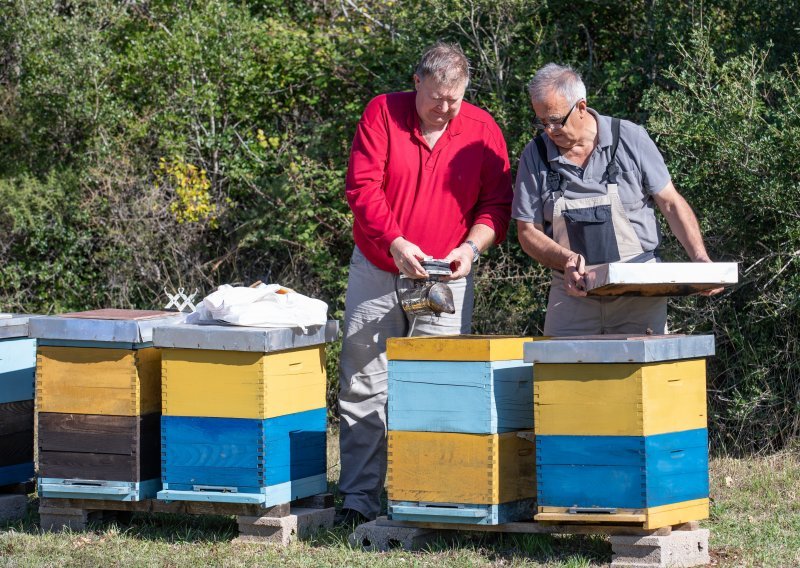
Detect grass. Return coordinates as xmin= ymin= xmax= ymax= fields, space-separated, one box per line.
xmin=1 ymin=430 xmax=798 ymax=567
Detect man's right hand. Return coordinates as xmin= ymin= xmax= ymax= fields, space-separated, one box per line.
xmin=389 ymin=237 xmax=429 ymax=278
xmin=564 ymin=253 xmax=587 ymax=297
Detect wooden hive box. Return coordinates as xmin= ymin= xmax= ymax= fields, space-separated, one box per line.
xmin=38 ymin=412 xmax=161 ymax=500
xmin=0 ymin=318 xmax=37 ymax=486
xmin=158 ymin=408 xmax=327 ymax=505
xmin=30 ymin=310 xmax=185 ymax=416
xmin=525 ymin=335 xmax=714 ymax=437
xmin=153 ymin=322 xmax=337 ymax=505
xmin=387 ymin=336 xmax=539 ymax=434
xmin=535 ymin=429 xmax=710 ymax=528
xmin=30 ymin=310 xmax=184 ymax=500
xmin=525 ymin=334 xmax=714 ymax=528
xmin=387 ymin=430 xmax=536 ymax=524
xmin=36 ymin=346 xmax=161 ymax=416
xmin=155 ymin=323 xmax=337 ymax=420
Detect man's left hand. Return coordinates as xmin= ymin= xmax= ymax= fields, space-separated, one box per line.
xmin=443 ymin=243 xmax=475 ymax=280
xmin=694 ymin=256 xmax=724 ymax=296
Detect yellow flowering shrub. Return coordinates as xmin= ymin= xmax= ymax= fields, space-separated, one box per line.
xmin=157 ymin=157 xmax=219 ymax=227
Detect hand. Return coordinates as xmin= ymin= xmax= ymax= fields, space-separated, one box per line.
xmin=563 ymin=253 xmax=587 ymax=297
xmin=693 ymin=256 xmax=724 ymax=296
xmin=443 ymin=243 xmax=474 ymax=280
xmin=389 ymin=237 xmax=428 ymax=278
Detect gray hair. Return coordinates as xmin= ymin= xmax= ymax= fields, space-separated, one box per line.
xmin=415 ymin=42 xmax=470 ymax=88
xmin=527 ymin=63 xmax=586 ymax=105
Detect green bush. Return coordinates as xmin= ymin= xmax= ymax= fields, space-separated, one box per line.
xmin=643 ymin=32 xmax=800 ymax=453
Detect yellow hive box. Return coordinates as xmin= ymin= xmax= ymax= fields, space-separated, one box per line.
xmin=387 ymin=430 xmax=535 ymax=505
xmin=536 ymin=498 xmax=710 ymax=530
xmin=161 ymin=346 xmax=325 ymax=419
xmin=37 ymin=346 xmax=161 ymax=416
xmin=534 ymin=359 xmax=707 ymax=436
xmin=387 ymin=335 xmax=544 ymax=361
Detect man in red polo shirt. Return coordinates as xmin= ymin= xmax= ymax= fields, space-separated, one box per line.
xmin=337 ymin=43 xmax=512 ymax=526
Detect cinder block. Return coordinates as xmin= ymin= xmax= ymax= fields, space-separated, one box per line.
xmin=0 ymin=494 xmax=27 ymax=522
xmin=610 ymin=528 xmax=710 ymax=567
xmin=348 ymin=519 xmax=442 ymax=552
xmin=234 ymin=506 xmax=334 ymax=545
xmin=39 ymin=506 xmax=104 ymax=532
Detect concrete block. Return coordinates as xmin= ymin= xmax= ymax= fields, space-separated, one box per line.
xmin=348 ymin=519 xmax=442 ymax=552
xmin=0 ymin=494 xmax=27 ymax=522
xmin=611 ymin=528 xmax=710 ymax=567
xmin=39 ymin=505 xmax=103 ymax=532
xmin=234 ymin=506 xmax=334 ymax=545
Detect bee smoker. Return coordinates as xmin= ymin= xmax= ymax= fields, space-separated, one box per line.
xmin=399 ymin=259 xmax=456 ymax=317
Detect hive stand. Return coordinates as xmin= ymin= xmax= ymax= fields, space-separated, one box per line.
xmin=350 ymin=517 xmax=709 ymax=567
xmin=38 ymin=493 xmax=334 ymax=545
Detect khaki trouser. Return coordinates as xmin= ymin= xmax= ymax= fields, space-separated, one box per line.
xmin=338 ymin=247 xmax=473 ymax=519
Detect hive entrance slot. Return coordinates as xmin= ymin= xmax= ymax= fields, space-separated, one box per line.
xmin=192 ymin=485 xmax=239 ymax=493
xmin=567 ymin=507 xmax=617 ymax=514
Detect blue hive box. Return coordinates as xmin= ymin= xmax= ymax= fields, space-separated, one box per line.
xmin=159 ymin=408 xmax=327 ymax=505
xmin=536 ymin=428 xmax=709 ymax=509
xmin=0 ymin=316 xmax=37 ymax=487
xmin=388 ymin=359 xmax=533 ymax=434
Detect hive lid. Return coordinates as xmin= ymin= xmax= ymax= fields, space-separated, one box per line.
xmin=29 ymin=310 xmax=186 ymax=343
xmin=584 ymin=262 xmax=738 ymax=296
xmin=0 ymin=314 xmax=39 ymax=340
xmin=523 ymin=334 xmax=715 ymax=363
xmin=152 ymin=320 xmax=339 ymax=352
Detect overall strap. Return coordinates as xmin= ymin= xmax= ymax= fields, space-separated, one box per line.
xmin=535 ymin=135 xmax=566 ymax=198
xmin=535 ymin=134 xmax=549 ymax=166
xmin=606 ymin=117 xmax=621 ymax=185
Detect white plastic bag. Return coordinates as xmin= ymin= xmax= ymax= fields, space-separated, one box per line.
xmin=188 ymin=284 xmax=328 ymax=331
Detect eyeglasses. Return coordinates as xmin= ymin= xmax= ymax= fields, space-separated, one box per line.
xmin=532 ymin=100 xmax=581 ymax=131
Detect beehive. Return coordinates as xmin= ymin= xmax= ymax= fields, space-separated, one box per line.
xmin=526 ymin=334 xmax=714 ymax=529
xmin=0 ymin=316 xmax=37 ymax=487
xmin=387 ymin=335 xmax=539 ymax=524
xmin=31 ymin=309 xmax=184 ymax=500
xmin=154 ymin=322 xmax=336 ymax=506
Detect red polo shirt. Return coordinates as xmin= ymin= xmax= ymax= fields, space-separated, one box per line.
xmin=345 ymin=91 xmax=512 ymax=273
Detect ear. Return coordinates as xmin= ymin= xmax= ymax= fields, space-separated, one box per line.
xmin=577 ymin=98 xmax=588 ymax=115
xmin=413 ymin=74 xmax=421 ymax=91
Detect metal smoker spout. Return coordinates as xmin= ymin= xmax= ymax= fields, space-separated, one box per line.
xmin=425 ymin=282 xmax=456 ymax=314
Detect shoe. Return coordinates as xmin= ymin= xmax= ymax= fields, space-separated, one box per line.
xmin=334 ymin=507 xmax=368 ymax=527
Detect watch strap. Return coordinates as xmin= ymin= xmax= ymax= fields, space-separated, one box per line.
xmin=465 ymin=240 xmax=480 ymax=263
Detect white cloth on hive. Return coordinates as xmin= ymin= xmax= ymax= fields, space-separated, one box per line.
xmin=188 ymin=284 xmax=328 ymax=331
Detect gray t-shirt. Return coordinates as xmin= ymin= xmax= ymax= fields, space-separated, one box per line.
xmin=512 ymin=109 xmax=671 ymax=252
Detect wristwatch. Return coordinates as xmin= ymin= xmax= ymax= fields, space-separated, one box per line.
xmin=465 ymin=240 xmax=480 ymax=263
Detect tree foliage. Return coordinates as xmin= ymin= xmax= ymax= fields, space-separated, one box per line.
xmin=0 ymin=0 xmax=798 ymax=452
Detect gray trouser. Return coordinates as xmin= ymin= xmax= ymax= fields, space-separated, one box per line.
xmin=544 ymin=271 xmax=668 ymax=336
xmin=338 ymin=247 xmax=473 ymax=519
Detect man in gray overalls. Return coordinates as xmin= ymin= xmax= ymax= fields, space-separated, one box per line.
xmin=513 ymin=63 xmax=719 ymax=336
